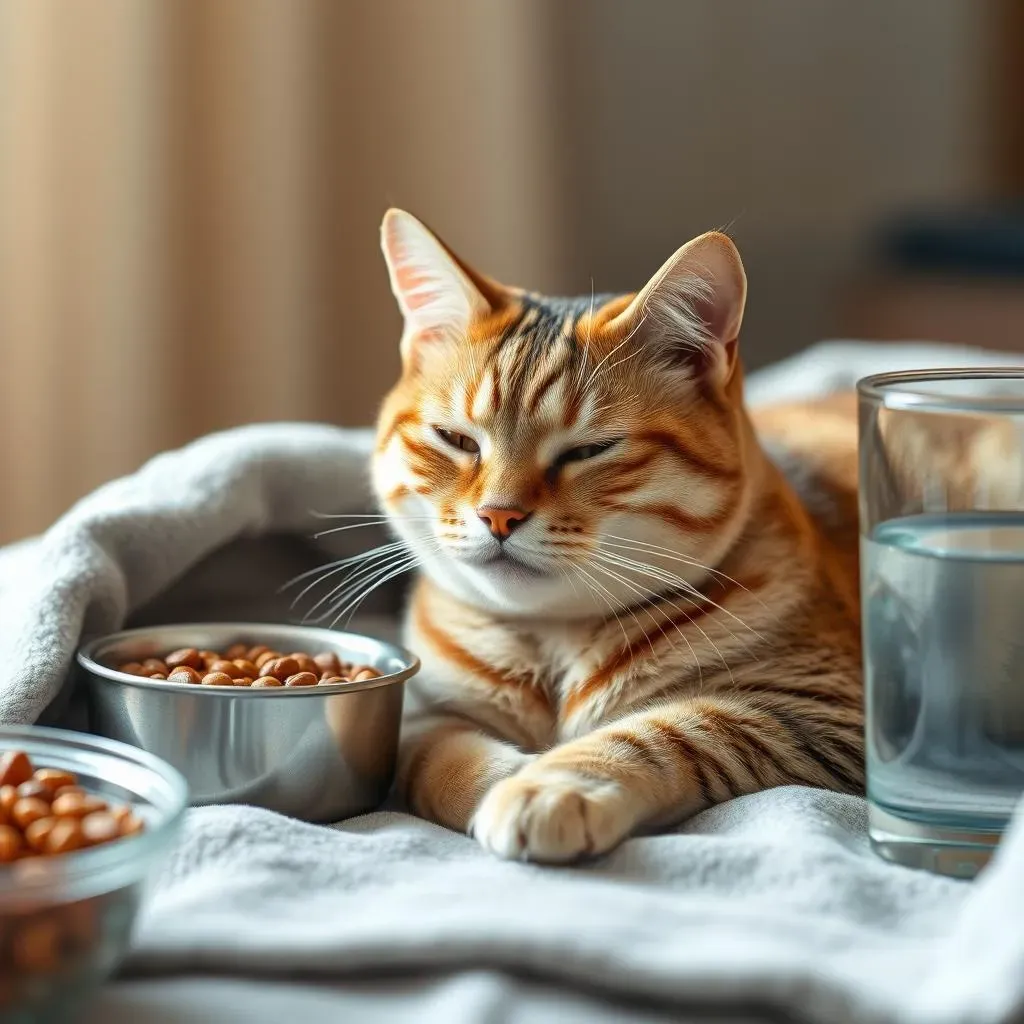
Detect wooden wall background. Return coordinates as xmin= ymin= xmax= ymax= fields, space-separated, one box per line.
xmin=0 ymin=0 xmax=1006 ymax=544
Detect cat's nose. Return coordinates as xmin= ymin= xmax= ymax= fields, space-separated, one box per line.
xmin=477 ymin=506 xmax=532 ymax=540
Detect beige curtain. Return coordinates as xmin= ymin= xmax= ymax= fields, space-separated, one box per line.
xmin=0 ymin=0 xmax=572 ymax=544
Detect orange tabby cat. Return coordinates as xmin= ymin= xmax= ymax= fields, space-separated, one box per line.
xmin=373 ymin=208 xmax=863 ymax=863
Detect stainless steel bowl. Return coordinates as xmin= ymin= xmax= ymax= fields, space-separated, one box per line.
xmin=76 ymin=623 xmax=418 ymax=823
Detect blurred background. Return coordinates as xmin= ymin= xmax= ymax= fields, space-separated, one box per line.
xmin=0 ymin=0 xmax=1022 ymax=544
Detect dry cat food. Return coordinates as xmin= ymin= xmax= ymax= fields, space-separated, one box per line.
xmin=0 ymin=881 xmax=138 ymax=1015
xmin=0 ymin=752 xmax=146 ymax=1012
xmin=0 ymin=750 xmax=144 ymax=862
xmin=115 ymin=643 xmax=382 ymax=688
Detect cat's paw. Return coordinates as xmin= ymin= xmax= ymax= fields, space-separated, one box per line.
xmin=471 ymin=769 xmax=632 ymax=864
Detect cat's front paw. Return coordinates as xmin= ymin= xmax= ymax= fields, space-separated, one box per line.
xmin=471 ymin=769 xmax=632 ymax=864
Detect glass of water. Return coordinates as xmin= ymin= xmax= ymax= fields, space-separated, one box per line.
xmin=860 ymin=369 xmax=1024 ymax=878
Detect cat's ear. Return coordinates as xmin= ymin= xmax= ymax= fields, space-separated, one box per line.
xmin=609 ymin=231 xmax=746 ymax=382
xmin=381 ymin=209 xmax=500 ymax=355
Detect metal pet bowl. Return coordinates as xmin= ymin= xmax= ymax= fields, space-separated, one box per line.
xmin=77 ymin=622 xmax=418 ymax=823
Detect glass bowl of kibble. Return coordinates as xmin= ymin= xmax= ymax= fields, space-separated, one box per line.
xmin=77 ymin=623 xmax=419 ymax=823
xmin=0 ymin=725 xmax=187 ymax=1021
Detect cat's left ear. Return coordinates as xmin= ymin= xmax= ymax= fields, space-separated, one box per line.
xmin=381 ymin=209 xmax=506 ymax=359
xmin=609 ymin=231 xmax=747 ymax=383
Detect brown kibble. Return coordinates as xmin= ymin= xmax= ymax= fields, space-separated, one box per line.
xmin=81 ymin=811 xmax=120 ymax=846
xmin=289 ymin=653 xmax=318 ymax=676
xmin=199 ymin=649 xmax=220 ymax=666
xmin=318 ymin=675 xmax=346 ymax=685
xmin=12 ymin=797 xmax=50 ymax=829
xmin=33 ymin=768 xmax=76 ymax=795
xmin=233 ymin=659 xmax=259 ymax=678
xmin=118 ymin=661 xmax=146 ymax=676
xmin=201 ymin=671 xmax=234 ymax=687
xmin=352 ymin=667 xmax=382 ymax=681
xmin=24 ymin=816 xmax=56 ymax=852
xmin=14 ymin=916 xmax=61 ymax=972
xmin=46 ymin=817 xmax=84 ymax=854
xmin=148 ymin=672 xmax=168 ymax=680
xmin=264 ymin=656 xmax=300 ymax=681
xmin=285 ymin=672 xmax=318 ymax=687
xmin=16 ymin=780 xmax=50 ymax=803
xmin=251 ymin=676 xmax=283 ymax=688
xmin=209 ymin=660 xmax=245 ymax=679
xmin=168 ymin=666 xmax=202 ymax=685
xmin=142 ymin=658 xmax=168 ymax=675
xmin=225 ymin=643 xmax=249 ymax=661
xmin=0 ymin=824 xmax=21 ymax=862
xmin=119 ymin=814 xmax=145 ymax=837
xmin=0 ymin=750 xmax=33 ymax=788
xmin=314 ymin=652 xmax=342 ymax=675
xmin=0 ymin=756 xmax=138 ymax=861
xmin=51 ymin=792 xmax=107 ymax=818
xmin=165 ymin=647 xmax=203 ymax=670
xmin=233 ymin=677 xmax=253 ymax=687
xmin=246 ymin=645 xmax=271 ymax=663
xmin=254 ymin=650 xmax=281 ymax=669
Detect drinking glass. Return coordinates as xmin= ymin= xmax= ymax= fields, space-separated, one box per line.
xmin=859 ymin=369 xmax=1024 ymax=878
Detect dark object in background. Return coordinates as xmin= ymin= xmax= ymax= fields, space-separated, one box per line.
xmin=877 ymin=206 xmax=1024 ymax=279
xmin=841 ymin=206 xmax=1024 ymax=355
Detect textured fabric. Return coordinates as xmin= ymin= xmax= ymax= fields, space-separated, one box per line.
xmin=117 ymin=789 xmax=1024 ymax=1024
xmin=2 ymin=341 xmax=1022 ymax=1024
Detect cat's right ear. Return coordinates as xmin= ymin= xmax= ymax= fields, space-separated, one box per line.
xmin=381 ymin=209 xmax=497 ymax=358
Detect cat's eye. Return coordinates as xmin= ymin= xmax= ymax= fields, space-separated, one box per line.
xmin=433 ymin=427 xmax=480 ymax=454
xmin=555 ymin=438 xmax=622 ymax=466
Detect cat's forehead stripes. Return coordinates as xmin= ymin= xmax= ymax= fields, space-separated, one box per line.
xmin=460 ymin=293 xmax=625 ymax=424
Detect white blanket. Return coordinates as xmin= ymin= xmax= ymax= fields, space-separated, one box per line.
xmin=5 ymin=340 xmax=1023 ymax=1024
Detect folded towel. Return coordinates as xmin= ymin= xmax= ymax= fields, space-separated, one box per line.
xmin=2 ymin=341 xmax=1022 ymax=1024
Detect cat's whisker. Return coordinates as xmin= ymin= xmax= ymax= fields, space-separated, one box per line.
xmin=327 ymin=553 xmax=425 ymax=630
xmin=580 ymin=311 xmax=649 ymax=398
xmin=312 ymin=519 xmax=430 ymax=539
xmin=309 ymin=553 xmax=417 ymax=627
xmin=597 ymin=546 xmax=756 ymax=645
xmin=598 ymin=534 xmax=765 ymax=607
xmin=299 ymin=543 xmax=410 ymax=618
xmin=593 ymin=546 xmax=757 ymax=641
xmin=569 ymin=277 xmax=599 ymax=400
xmin=308 ymin=510 xmax=435 ymax=521
xmin=590 ymin=557 xmax=713 ymax=678
xmin=591 ymin=556 xmax=725 ymax=684
xmin=595 ymin=561 xmax=707 ymax=686
xmin=278 ymin=539 xmax=405 ymax=595
xmin=317 ymin=533 xmax=442 ymax=621
xmin=277 ymin=558 xmax=348 ymax=593
xmin=603 ymin=347 xmax=645 ymax=375
xmin=546 ymin=551 xmax=584 ymax=604
xmin=568 ymin=562 xmax=631 ymax=654
xmin=591 ymin=549 xmax=757 ymax=677
xmin=575 ymin=561 xmax=657 ymax=656
xmin=589 ymin=561 xmax=678 ymax=661
xmin=283 ymin=542 xmax=406 ymax=608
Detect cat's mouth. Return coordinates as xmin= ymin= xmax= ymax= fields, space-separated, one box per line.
xmin=477 ymin=549 xmax=548 ymax=578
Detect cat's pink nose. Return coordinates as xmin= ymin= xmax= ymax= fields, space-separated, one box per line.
xmin=477 ymin=506 xmax=531 ymax=540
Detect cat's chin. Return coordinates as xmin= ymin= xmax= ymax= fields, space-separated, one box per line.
xmin=421 ymin=557 xmax=598 ymax=619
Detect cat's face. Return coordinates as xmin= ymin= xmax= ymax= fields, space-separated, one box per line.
xmin=373 ymin=210 xmax=755 ymax=618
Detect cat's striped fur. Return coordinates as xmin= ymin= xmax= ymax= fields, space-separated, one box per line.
xmin=373 ymin=209 xmax=862 ymax=862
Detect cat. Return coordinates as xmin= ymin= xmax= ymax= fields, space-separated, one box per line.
xmin=372 ymin=208 xmax=863 ymax=863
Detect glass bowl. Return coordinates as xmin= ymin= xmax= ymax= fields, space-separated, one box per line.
xmin=0 ymin=724 xmax=188 ymax=1022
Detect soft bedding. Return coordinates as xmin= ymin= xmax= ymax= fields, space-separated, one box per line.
xmin=3 ymin=340 xmax=1022 ymax=1024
